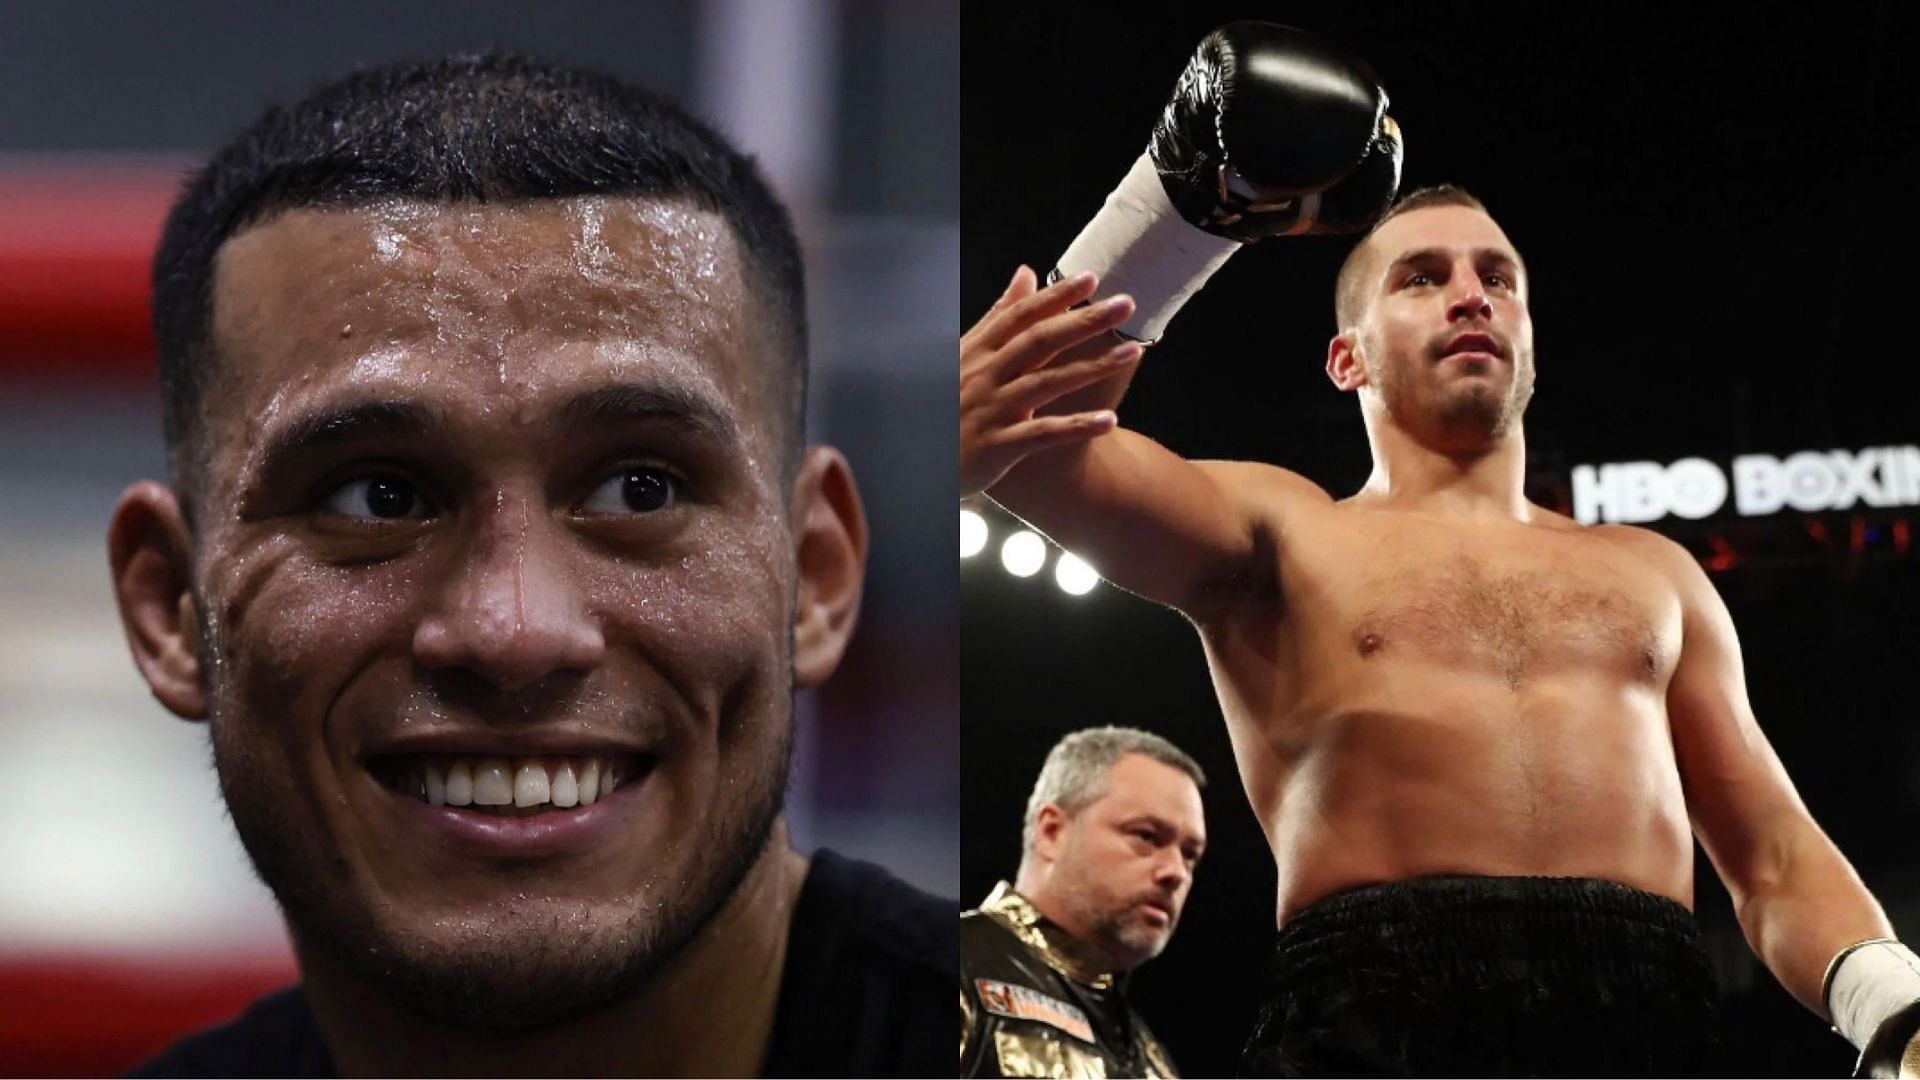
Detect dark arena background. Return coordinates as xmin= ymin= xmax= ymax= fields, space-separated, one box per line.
xmin=962 ymin=2 xmax=1916 ymax=1075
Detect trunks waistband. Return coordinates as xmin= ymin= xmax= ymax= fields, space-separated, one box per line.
xmin=1273 ymin=875 xmax=1706 ymax=987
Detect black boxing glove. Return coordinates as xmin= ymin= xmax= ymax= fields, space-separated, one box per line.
xmin=1150 ymin=22 xmax=1400 ymax=241
xmin=1054 ymin=23 xmax=1402 ymax=342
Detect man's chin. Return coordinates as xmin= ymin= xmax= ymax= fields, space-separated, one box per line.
xmin=1430 ymin=385 xmax=1522 ymax=443
xmin=1104 ymin=923 xmax=1173 ymax=969
xmin=330 ymin=912 xmax=667 ymax=1032
xmin=269 ymin=805 xmax=783 ymax=1032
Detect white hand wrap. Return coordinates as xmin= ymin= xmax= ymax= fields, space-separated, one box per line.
xmin=1053 ymin=154 xmax=1244 ymax=344
xmin=1829 ymin=939 xmax=1920 ymax=1050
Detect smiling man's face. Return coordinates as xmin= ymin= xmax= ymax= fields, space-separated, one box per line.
xmin=183 ymin=194 xmax=799 ymax=1028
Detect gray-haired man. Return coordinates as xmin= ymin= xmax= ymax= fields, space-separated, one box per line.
xmin=961 ymin=727 xmax=1208 ymax=1078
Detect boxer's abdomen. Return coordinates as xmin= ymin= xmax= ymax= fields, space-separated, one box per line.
xmin=1256 ymin=671 xmax=1696 ymax=923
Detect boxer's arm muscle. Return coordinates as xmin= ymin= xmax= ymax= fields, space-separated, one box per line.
xmin=1651 ymin=532 xmax=1893 ymax=1015
xmin=989 ymin=430 xmax=1315 ymax=615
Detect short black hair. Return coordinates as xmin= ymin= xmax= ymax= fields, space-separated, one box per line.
xmin=152 ymin=52 xmax=806 ymax=497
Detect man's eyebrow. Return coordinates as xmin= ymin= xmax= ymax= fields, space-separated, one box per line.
xmin=1124 ymin=813 xmax=1177 ymax=836
xmin=556 ymin=382 xmax=740 ymax=442
xmin=1387 ymin=246 xmax=1519 ymax=271
xmin=255 ymin=400 xmax=441 ymax=472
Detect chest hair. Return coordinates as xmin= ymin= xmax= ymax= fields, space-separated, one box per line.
xmin=1350 ymin=552 xmax=1662 ymax=689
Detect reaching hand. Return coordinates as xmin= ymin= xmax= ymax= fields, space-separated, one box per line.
xmin=959 ymin=266 xmax=1143 ymax=498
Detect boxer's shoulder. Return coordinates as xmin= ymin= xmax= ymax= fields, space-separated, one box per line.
xmin=1587 ymin=522 xmax=1704 ymax=584
xmin=1196 ymin=459 xmax=1334 ymax=548
xmin=1196 ymin=459 xmax=1332 ymax=504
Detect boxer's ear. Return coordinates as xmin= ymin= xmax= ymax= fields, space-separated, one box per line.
xmin=789 ymin=446 xmax=868 ymax=689
xmin=108 ymin=481 xmax=207 ymax=720
xmin=1326 ymin=331 xmax=1370 ymax=392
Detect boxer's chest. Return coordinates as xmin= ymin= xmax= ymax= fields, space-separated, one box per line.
xmin=1282 ymin=514 xmax=1681 ymax=688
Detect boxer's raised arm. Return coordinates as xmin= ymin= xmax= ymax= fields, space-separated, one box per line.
xmin=996 ymin=428 xmax=1314 ymax=615
xmin=962 ymin=22 xmax=1402 ymax=612
xmin=961 ymin=268 xmax=1316 ymax=612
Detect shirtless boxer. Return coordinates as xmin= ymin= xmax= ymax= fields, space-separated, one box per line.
xmin=961 ymin=22 xmax=1920 ymax=1077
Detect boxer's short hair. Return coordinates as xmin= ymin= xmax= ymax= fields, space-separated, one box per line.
xmin=152 ymin=52 xmax=807 ymax=502
xmin=1021 ymin=727 xmax=1206 ymax=855
xmin=1334 ymin=184 xmax=1503 ymax=331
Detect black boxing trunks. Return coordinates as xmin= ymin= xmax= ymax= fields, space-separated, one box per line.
xmin=1240 ymin=875 xmax=1719 ymax=1077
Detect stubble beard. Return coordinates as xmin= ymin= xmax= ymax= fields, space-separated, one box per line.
xmin=1086 ymin=905 xmax=1171 ymax=968
xmin=1374 ymin=343 xmax=1536 ymax=449
xmin=208 ymin=694 xmax=793 ymax=1034
xmin=1053 ymin=865 xmax=1170 ymax=971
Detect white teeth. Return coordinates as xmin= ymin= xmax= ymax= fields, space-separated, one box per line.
xmin=578 ymin=758 xmax=601 ymax=806
xmin=513 ymin=760 xmax=551 ymax=807
xmin=445 ymin=761 xmax=474 ymax=806
xmin=402 ymin=755 xmax=633 ymax=810
xmin=472 ymin=758 xmax=513 ymax=806
xmin=551 ymin=762 xmax=579 ymax=808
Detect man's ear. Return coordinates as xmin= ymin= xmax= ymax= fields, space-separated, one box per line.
xmin=1327 ymin=330 xmax=1371 ymax=392
xmin=1033 ymin=804 xmax=1068 ymax=862
xmin=789 ymin=446 xmax=868 ymax=689
xmin=107 ymin=481 xmax=207 ymax=720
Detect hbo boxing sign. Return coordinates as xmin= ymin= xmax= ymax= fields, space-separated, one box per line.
xmin=1571 ymin=446 xmax=1920 ymax=525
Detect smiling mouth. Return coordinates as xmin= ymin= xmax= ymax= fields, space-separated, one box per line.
xmin=368 ymin=753 xmax=652 ymax=816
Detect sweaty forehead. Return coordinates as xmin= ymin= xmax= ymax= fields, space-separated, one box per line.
xmin=198 ymin=195 xmax=786 ymax=477
xmin=212 ymin=194 xmax=746 ymax=358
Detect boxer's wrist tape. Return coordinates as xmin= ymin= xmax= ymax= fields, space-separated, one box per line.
xmin=1828 ymin=939 xmax=1920 ymax=1050
xmin=1054 ymin=153 xmax=1243 ymax=344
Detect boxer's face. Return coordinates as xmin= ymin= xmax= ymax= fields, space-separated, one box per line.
xmin=1351 ymin=205 xmax=1536 ymax=449
xmin=181 ymin=195 xmax=806 ymax=1028
xmin=1050 ymin=754 xmax=1205 ymax=970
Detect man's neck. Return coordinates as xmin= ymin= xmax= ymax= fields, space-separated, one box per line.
xmin=303 ymin=825 xmax=810 ymax=1077
xmin=1358 ymin=420 xmax=1532 ymax=521
xmin=1012 ymin=873 xmax=1125 ymax=977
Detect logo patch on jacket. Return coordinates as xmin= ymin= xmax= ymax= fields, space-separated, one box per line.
xmin=974 ymin=979 xmax=1096 ymax=1043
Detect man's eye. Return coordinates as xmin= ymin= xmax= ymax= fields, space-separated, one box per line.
xmin=321 ymin=476 xmax=431 ymax=521
xmin=1405 ymin=272 xmax=1432 ymax=287
xmin=1485 ymin=272 xmax=1511 ymax=288
xmin=581 ymin=467 xmax=679 ymax=514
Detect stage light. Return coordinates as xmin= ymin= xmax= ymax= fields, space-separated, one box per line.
xmin=960 ymin=509 xmax=987 ymax=558
xmin=1001 ymin=530 xmax=1046 ymax=577
xmin=1054 ymin=552 xmax=1100 ymax=595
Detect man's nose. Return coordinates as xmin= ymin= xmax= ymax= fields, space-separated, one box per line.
xmin=1152 ymin=850 xmax=1190 ymax=892
xmin=1446 ymin=284 xmax=1494 ymax=323
xmin=412 ymin=497 xmax=606 ymax=691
